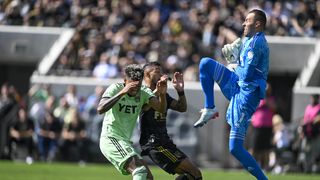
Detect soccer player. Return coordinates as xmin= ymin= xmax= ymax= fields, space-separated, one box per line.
xmin=97 ymin=64 xmax=167 ymax=180
xmin=140 ymin=62 xmax=202 ymax=180
xmin=193 ymin=9 xmax=269 ymax=180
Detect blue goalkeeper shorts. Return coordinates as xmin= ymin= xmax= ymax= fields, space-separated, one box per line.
xmin=212 ymin=60 xmax=261 ymax=139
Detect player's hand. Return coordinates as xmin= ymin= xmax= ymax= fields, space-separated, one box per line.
xmin=222 ymin=38 xmax=242 ymax=64
xmin=156 ymin=75 xmax=168 ymax=95
xmin=120 ymin=81 xmax=141 ymax=95
xmin=172 ymin=72 xmax=184 ymax=92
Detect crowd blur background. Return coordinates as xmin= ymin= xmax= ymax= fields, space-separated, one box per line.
xmin=0 ymin=0 xmax=320 ymax=174
xmin=1 ymin=0 xmax=320 ymax=79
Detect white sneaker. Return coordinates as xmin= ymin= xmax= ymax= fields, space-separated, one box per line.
xmin=194 ymin=108 xmax=219 ymax=128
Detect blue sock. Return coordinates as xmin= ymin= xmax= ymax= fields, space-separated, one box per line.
xmin=229 ymin=137 xmax=268 ymax=180
xmin=199 ymin=57 xmax=226 ymax=109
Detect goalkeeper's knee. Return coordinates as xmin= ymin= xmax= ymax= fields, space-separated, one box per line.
xmin=199 ymin=57 xmax=217 ymax=72
xmin=132 ymin=166 xmax=148 ymax=180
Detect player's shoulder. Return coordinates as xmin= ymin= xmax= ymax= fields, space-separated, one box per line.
xmin=254 ymin=32 xmax=267 ymax=43
xmin=103 ymin=83 xmax=124 ymax=96
xmin=107 ymin=83 xmax=124 ymax=90
xmin=140 ymin=85 xmax=155 ymax=97
xmin=141 ymin=85 xmax=152 ymax=92
xmin=251 ymin=32 xmax=268 ymax=48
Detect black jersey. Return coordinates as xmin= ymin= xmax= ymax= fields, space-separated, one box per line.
xmin=139 ymin=93 xmax=174 ymax=147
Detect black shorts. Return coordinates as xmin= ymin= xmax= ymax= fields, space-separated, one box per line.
xmin=250 ymin=126 xmax=273 ymax=152
xmin=141 ymin=140 xmax=187 ymax=174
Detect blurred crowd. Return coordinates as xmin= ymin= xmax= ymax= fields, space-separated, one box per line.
xmin=248 ymin=84 xmax=320 ymax=174
xmin=0 ymin=83 xmax=105 ymax=164
xmin=1 ymin=0 xmax=320 ymax=79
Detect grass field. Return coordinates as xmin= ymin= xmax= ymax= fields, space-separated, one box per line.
xmin=0 ymin=160 xmax=319 ymax=180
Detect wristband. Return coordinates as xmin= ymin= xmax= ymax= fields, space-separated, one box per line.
xmin=178 ymin=91 xmax=185 ymax=97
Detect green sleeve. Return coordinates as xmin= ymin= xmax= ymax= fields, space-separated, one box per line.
xmin=141 ymin=85 xmax=155 ymax=104
xmin=102 ymin=83 xmax=123 ymax=98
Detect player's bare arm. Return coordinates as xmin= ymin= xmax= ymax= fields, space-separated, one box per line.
xmin=170 ymin=72 xmax=187 ymax=112
xmin=97 ymin=81 xmax=140 ymax=114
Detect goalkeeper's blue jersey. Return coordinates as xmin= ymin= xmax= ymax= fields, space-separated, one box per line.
xmin=235 ymin=32 xmax=269 ymax=99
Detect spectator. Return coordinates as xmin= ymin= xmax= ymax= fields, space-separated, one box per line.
xmin=30 ymin=95 xmax=56 ymax=135
xmin=37 ymin=111 xmax=62 ymax=162
xmin=290 ymin=1 xmax=315 ymax=37
xmin=28 ymin=84 xmax=52 ymax=104
xmin=0 ymin=83 xmax=17 ymax=120
xmin=0 ymin=83 xmax=18 ymax=158
xmin=299 ymin=94 xmax=320 ymax=173
xmin=64 ymin=85 xmax=79 ymax=108
xmin=77 ymin=51 xmax=94 ymax=77
xmin=55 ymin=54 xmax=72 ymax=76
xmin=269 ymin=114 xmax=293 ymax=174
xmin=272 ymin=114 xmax=292 ymax=154
xmin=92 ymin=53 xmax=119 ymax=79
xmin=9 ymin=108 xmax=34 ymax=164
xmin=5 ymin=0 xmax=23 ymax=25
xmin=303 ymin=94 xmax=320 ymax=126
xmin=53 ymin=96 xmax=70 ymax=124
xmin=250 ymin=83 xmax=276 ymax=170
xmin=61 ymin=108 xmax=87 ymax=163
xmin=28 ymin=84 xmax=53 ymax=125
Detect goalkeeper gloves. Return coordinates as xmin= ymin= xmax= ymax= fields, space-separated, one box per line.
xmin=221 ymin=38 xmax=242 ymax=64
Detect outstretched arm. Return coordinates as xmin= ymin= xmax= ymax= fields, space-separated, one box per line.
xmin=148 ymin=75 xmax=168 ymax=113
xmin=170 ymin=72 xmax=187 ymax=112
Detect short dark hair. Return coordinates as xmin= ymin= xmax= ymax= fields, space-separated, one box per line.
xmin=124 ymin=64 xmax=144 ymax=81
xmin=143 ymin=62 xmax=161 ymax=71
xmin=249 ymin=9 xmax=267 ymax=29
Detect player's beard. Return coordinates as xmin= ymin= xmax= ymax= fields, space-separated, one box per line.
xmin=152 ymin=76 xmax=160 ymax=86
xmin=243 ymin=26 xmax=255 ymax=37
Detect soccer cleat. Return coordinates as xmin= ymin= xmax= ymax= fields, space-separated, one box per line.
xmin=222 ymin=38 xmax=242 ymax=64
xmin=194 ymin=108 xmax=219 ymax=128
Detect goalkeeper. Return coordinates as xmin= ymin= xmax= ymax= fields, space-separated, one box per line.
xmin=194 ymin=9 xmax=269 ymax=180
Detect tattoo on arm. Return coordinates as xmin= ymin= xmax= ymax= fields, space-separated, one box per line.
xmin=97 ymin=93 xmax=124 ymax=114
xmin=149 ymin=94 xmax=167 ymax=113
xmin=170 ymin=93 xmax=187 ymax=112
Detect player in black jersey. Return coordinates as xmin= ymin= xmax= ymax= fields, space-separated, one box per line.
xmin=140 ymin=62 xmax=202 ymax=180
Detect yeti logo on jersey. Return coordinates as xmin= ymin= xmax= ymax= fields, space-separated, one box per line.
xmin=118 ymin=103 xmax=137 ymax=114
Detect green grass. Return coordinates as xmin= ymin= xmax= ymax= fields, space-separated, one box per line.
xmin=0 ymin=160 xmax=319 ymax=180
